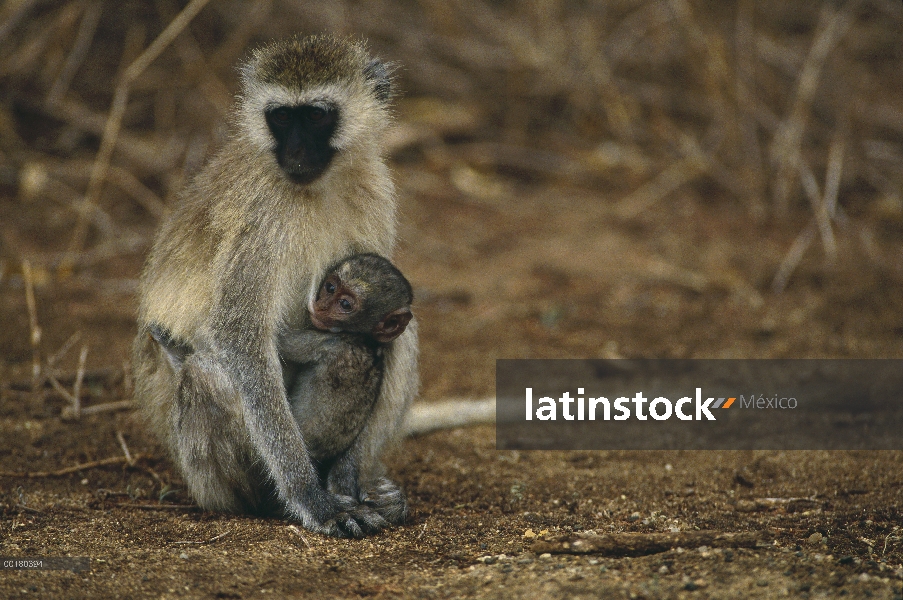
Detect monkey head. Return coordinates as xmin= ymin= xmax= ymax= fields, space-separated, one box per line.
xmin=237 ymin=35 xmax=393 ymax=185
xmin=310 ymin=254 xmax=413 ymax=343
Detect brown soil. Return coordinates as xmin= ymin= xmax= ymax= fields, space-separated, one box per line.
xmin=3 ymin=177 xmax=903 ymax=598
xmin=2 ymin=1 xmax=903 ymax=598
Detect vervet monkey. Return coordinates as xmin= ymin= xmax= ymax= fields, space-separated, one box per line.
xmin=132 ymin=35 xmax=416 ymax=538
xmin=279 ymin=253 xmax=413 ymax=523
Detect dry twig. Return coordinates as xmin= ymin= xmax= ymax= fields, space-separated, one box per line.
xmin=49 ymin=375 xmax=78 ymax=405
xmin=116 ymin=503 xmax=199 ymax=511
xmin=287 ymin=525 xmax=313 ymax=550
xmin=0 ymin=455 xmax=145 ymax=478
xmin=769 ymin=2 xmax=856 ymax=213
xmin=15 ymin=503 xmax=42 ymax=514
xmin=46 ymin=332 xmax=82 ymax=371
xmin=173 ymin=531 xmax=231 ymax=546
xmin=116 ymin=431 xmax=136 ymax=466
xmin=51 ymin=98 xmax=185 ymax=174
xmin=69 ymin=345 xmax=89 ymax=419
xmin=615 ymin=155 xmax=707 ymax=218
xmin=78 ymin=400 xmax=135 ymax=416
xmin=46 ymin=0 xmax=103 ymax=107
xmin=798 ymin=158 xmax=836 ymax=262
xmin=21 ymin=260 xmax=42 ymax=391
xmin=772 ymin=221 xmax=817 ymax=293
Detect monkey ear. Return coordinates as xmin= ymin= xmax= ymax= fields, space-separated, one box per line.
xmin=363 ymin=59 xmax=392 ymax=103
xmin=372 ymin=308 xmax=412 ymax=343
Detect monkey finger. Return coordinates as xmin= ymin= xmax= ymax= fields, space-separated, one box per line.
xmin=348 ymin=504 xmax=390 ymax=534
xmin=333 ymin=493 xmax=390 ymax=535
xmin=334 ymin=512 xmax=366 ymax=539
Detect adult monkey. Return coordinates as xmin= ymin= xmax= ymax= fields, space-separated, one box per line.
xmin=132 ymin=35 xmax=416 ymax=538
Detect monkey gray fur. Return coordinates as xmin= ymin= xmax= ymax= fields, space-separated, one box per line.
xmin=133 ymin=35 xmax=418 ymax=538
xmin=280 ymin=253 xmax=413 ymax=524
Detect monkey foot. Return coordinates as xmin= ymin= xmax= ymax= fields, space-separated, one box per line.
xmin=334 ymin=496 xmax=390 ymax=537
xmin=361 ymin=477 xmax=408 ymax=525
xmin=289 ymin=492 xmax=390 ymax=539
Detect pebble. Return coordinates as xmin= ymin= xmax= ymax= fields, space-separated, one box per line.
xmin=808 ymin=532 xmax=823 ymax=545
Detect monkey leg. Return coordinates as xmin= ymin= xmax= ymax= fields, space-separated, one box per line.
xmin=325 ymin=449 xmax=407 ymax=526
xmin=324 ymin=460 xmax=391 ymax=534
xmin=281 ymin=331 xmax=396 ymax=532
xmin=285 ymin=360 xmax=392 ymax=532
xmin=174 ymin=351 xmax=384 ymax=535
xmin=133 ymin=329 xmax=262 ymax=511
xmin=343 ymin=318 xmax=419 ymax=524
xmin=221 ymin=346 xmax=394 ymax=538
xmin=172 ymin=352 xmax=265 ymax=514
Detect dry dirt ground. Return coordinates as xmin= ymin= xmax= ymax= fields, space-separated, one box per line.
xmin=2 ymin=178 xmax=903 ymax=599
xmin=1 ymin=1 xmax=903 ymax=598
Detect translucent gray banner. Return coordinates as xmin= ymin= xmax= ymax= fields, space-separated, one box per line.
xmin=496 ymin=359 xmax=903 ymax=450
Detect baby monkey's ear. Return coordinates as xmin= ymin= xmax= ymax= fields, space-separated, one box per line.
xmin=372 ymin=308 xmax=412 ymax=343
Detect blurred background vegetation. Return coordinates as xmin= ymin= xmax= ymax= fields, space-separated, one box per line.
xmin=0 ymin=0 xmax=901 ymax=378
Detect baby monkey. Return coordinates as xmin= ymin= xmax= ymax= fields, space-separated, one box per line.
xmin=279 ymin=253 xmax=413 ymax=519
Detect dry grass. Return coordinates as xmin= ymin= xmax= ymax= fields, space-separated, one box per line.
xmin=0 ymin=0 xmax=900 ymax=290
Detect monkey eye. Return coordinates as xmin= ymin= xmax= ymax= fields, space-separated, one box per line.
xmin=338 ymin=298 xmax=353 ymax=312
xmin=269 ymin=108 xmax=291 ymax=127
xmin=324 ymin=281 xmax=336 ymax=294
xmin=308 ymin=107 xmax=325 ymax=122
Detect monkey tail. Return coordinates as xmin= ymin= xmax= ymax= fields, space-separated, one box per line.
xmin=402 ymin=398 xmax=496 ymax=436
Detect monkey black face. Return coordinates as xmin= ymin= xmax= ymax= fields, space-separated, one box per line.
xmin=265 ymin=105 xmax=339 ymax=184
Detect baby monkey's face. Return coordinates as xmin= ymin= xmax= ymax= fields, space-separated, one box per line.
xmin=310 ymin=274 xmax=361 ymax=332
xmin=310 ymin=272 xmax=412 ymax=343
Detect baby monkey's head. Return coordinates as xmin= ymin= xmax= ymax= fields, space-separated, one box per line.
xmin=310 ymin=253 xmax=413 ymax=343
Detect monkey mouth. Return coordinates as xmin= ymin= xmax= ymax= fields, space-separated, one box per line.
xmin=309 ymin=311 xmax=330 ymax=331
xmin=277 ymin=152 xmax=335 ymax=185
xmin=283 ymin=166 xmax=327 ymax=185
